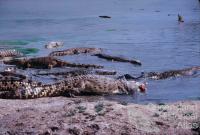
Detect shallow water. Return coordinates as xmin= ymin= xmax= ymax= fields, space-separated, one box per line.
xmin=0 ymin=0 xmax=200 ymax=103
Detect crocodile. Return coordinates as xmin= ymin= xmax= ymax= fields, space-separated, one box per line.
xmin=145 ymin=66 xmax=200 ymax=80
xmin=49 ymin=47 xmax=103 ymax=56
xmin=48 ymin=47 xmax=142 ymax=66
xmin=0 ymin=49 xmax=23 ymax=58
xmin=0 ymin=75 xmax=146 ymax=99
xmin=93 ymin=53 xmax=142 ymax=66
xmin=36 ymin=69 xmax=117 ymax=77
xmin=120 ymin=66 xmax=200 ymax=80
xmin=3 ymin=56 xmax=103 ymax=69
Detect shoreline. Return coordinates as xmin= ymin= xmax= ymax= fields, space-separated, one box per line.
xmin=0 ymin=97 xmax=199 ymax=135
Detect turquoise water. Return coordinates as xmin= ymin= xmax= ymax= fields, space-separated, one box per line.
xmin=0 ymin=0 xmax=200 ymax=103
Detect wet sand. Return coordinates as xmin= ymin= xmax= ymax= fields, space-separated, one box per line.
xmin=0 ymin=97 xmax=199 ymax=135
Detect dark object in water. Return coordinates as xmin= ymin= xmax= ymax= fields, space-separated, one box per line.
xmin=117 ymin=74 xmax=143 ymax=80
xmin=93 ymin=53 xmax=142 ymax=66
xmin=4 ymin=56 xmax=103 ymax=69
xmin=99 ymin=16 xmax=111 ymax=19
xmin=95 ymin=70 xmax=117 ymax=75
xmin=178 ymin=14 xmax=184 ymax=22
xmin=0 ymin=49 xmax=23 ymax=58
xmin=49 ymin=47 xmax=102 ymax=56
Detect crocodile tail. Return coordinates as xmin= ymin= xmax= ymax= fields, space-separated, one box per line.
xmin=0 ymin=49 xmax=24 ymax=58
xmin=0 ymin=90 xmax=17 ymax=99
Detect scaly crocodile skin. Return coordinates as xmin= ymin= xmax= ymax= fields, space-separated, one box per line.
xmin=117 ymin=66 xmax=200 ymax=80
xmin=0 ymin=75 xmax=143 ymax=99
xmin=0 ymin=49 xmax=23 ymax=58
xmin=4 ymin=56 xmax=103 ymax=69
xmin=93 ymin=53 xmax=142 ymax=65
xmin=36 ymin=69 xmax=117 ymax=77
xmin=49 ymin=47 xmax=102 ymax=56
xmin=145 ymin=66 xmax=200 ymax=80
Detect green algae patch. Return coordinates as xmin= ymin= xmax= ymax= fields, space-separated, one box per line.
xmin=106 ymin=29 xmax=116 ymax=32
xmin=0 ymin=38 xmax=44 ymax=46
xmin=16 ymin=48 xmax=40 ymax=54
xmin=0 ymin=40 xmax=29 ymax=46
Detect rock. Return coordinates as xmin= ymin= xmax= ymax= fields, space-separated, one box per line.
xmin=68 ymin=127 xmax=80 ymax=135
xmin=94 ymin=103 xmax=104 ymax=113
xmin=45 ymin=41 xmax=64 ymax=49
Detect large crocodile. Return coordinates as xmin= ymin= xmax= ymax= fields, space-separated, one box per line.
xmin=49 ymin=47 xmax=103 ymax=56
xmin=0 ymin=75 xmax=146 ymax=99
xmin=4 ymin=56 xmax=103 ymax=69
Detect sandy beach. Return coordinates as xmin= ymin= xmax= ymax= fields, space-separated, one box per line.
xmin=0 ymin=97 xmax=199 ymax=135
